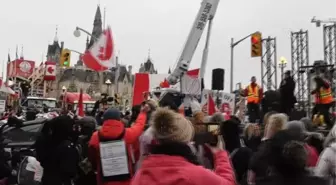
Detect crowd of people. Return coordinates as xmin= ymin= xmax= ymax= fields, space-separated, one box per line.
xmin=1 ymin=96 xmax=335 ymax=185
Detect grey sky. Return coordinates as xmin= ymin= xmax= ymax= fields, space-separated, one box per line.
xmin=0 ymin=0 xmax=335 ymax=90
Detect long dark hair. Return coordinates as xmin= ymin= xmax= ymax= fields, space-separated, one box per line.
xmin=220 ymin=117 xmax=241 ymax=153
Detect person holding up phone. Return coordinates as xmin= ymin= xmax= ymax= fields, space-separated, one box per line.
xmin=131 ymin=108 xmax=235 ymax=185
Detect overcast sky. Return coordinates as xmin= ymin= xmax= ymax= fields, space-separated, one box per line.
xmin=0 ymin=0 xmax=335 ymax=90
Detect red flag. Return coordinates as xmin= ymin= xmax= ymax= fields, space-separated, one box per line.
xmin=160 ymin=79 xmax=170 ymax=88
xmin=208 ymin=94 xmax=216 ymax=116
xmin=78 ymin=88 xmax=84 ymax=117
xmin=187 ymin=68 xmax=200 ymax=77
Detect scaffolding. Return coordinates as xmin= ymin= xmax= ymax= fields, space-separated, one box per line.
xmin=323 ymin=24 xmax=336 ymax=66
xmin=291 ymin=30 xmax=309 ymax=109
xmin=260 ymin=37 xmax=277 ymax=91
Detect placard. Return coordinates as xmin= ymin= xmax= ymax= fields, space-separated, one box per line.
xmin=99 ymin=140 xmax=129 ymax=177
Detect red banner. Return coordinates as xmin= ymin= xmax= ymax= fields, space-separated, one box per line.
xmin=7 ymin=59 xmax=35 ymax=79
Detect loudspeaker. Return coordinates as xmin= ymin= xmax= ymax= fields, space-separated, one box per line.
xmin=211 ymin=68 xmax=225 ymax=90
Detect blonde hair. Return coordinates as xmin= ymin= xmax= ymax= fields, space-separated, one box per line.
xmin=263 ymin=111 xmax=277 ymax=128
xmin=266 ymin=113 xmax=287 ymax=138
xmin=244 ymin=123 xmax=255 ymax=139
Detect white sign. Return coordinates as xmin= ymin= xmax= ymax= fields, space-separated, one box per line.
xmin=201 ymin=89 xmax=210 ymax=113
xmin=0 ymin=100 xmax=5 ymax=112
xmin=99 ymin=140 xmax=129 ymax=177
xmin=221 ymin=92 xmax=235 ymax=115
xmin=181 ymin=75 xmax=202 ymax=95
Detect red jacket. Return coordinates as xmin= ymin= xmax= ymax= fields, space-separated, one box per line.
xmin=305 ymin=144 xmax=318 ymax=167
xmin=88 ymin=113 xmax=147 ymax=185
xmin=131 ymin=151 xmax=235 ymax=185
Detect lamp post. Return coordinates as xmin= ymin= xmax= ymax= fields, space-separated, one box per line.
xmin=73 ymin=27 xmax=98 ymax=40
xmin=279 ymin=57 xmax=288 ymax=80
xmin=105 ymin=79 xmax=112 ymax=95
xmin=230 ymin=32 xmax=259 ymax=93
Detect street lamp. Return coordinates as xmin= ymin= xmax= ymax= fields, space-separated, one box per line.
xmin=73 ymin=26 xmax=98 ymax=41
xmin=279 ymin=56 xmax=288 ymax=79
xmin=105 ymin=79 xmax=112 ymax=95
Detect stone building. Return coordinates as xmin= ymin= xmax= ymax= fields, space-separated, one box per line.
xmin=45 ymin=6 xmax=133 ymax=105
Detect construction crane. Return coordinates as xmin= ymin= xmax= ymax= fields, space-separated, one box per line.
xmin=311 ymin=16 xmax=336 ymax=27
xmin=167 ymin=0 xmax=220 ymax=85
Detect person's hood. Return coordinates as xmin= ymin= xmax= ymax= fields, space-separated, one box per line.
xmin=99 ymin=119 xmax=125 ymax=139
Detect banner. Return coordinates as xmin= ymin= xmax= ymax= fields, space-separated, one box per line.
xmin=7 ymin=59 xmax=35 ymax=79
xmin=221 ymin=92 xmax=235 ymax=116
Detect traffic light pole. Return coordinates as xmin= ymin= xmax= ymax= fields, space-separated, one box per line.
xmin=230 ymin=32 xmax=257 ymax=93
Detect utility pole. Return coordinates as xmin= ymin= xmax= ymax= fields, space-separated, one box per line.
xmin=230 ymin=32 xmax=259 ymax=93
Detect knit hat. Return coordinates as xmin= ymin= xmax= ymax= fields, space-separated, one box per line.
xmin=103 ymin=108 xmax=121 ymax=122
xmin=151 ymin=107 xmax=194 ymax=143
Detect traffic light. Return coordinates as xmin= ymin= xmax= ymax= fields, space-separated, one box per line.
xmin=60 ymin=49 xmax=71 ymax=67
xmin=251 ymin=32 xmax=262 ymax=57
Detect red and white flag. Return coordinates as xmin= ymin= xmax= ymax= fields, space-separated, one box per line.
xmin=82 ymin=26 xmax=116 ymax=71
xmin=44 ymin=61 xmax=56 ymax=81
xmin=133 ymin=73 xmax=169 ymax=106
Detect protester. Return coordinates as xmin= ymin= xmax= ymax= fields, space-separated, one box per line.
xmin=315 ymin=124 xmax=336 ymax=184
xmin=220 ymin=117 xmax=253 ymax=184
xmin=256 ymin=130 xmax=327 ymax=185
xmin=88 ymin=106 xmax=148 ymax=185
xmin=35 ymin=115 xmax=80 ymax=185
xmin=75 ymin=116 xmax=98 ymax=185
xmin=131 ymin=107 xmax=235 ymax=185
xmin=279 ymin=70 xmax=296 ymax=115
xmin=128 ymin=105 xmax=141 ymax=127
xmin=261 ymin=111 xmax=277 ymax=137
xmin=248 ymin=113 xmax=287 ymax=184
xmin=243 ymin=124 xmax=262 ymax=152
xmin=311 ymin=76 xmax=333 ymax=129
xmin=209 ymin=112 xmax=226 ymax=123
xmin=286 ymin=121 xmax=318 ymax=167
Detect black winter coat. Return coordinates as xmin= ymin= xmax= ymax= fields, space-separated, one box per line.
xmin=40 ymin=140 xmax=79 ymax=185
xmin=279 ymin=77 xmax=296 ymax=105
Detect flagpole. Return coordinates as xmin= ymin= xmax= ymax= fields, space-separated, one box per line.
xmin=2 ymin=60 xmax=4 ymax=78
xmin=14 ymin=45 xmax=18 ymax=85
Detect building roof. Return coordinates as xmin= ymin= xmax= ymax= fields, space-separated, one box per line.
xmin=47 ymin=41 xmax=61 ymax=57
xmin=139 ymin=58 xmax=157 ymax=74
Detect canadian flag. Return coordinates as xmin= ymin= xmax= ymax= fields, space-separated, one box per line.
xmin=132 ymin=69 xmax=200 ymax=106
xmin=82 ymin=26 xmax=116 ymax=71
xmin=44 ymin=61 xmax=56 ymax=81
